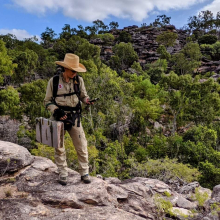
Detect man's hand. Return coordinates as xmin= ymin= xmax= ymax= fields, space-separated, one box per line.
xmin=86 ymin=98 xmax=94 ymax=105
xmin=53 ymin=108 xmax=67 ymax=120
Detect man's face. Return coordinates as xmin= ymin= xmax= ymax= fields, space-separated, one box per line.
xmin=65 ymin=68 xmax=77 ymax=78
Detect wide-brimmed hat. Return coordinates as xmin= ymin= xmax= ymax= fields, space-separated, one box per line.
xmin=55 ymin=53 xmax=86 ymax=72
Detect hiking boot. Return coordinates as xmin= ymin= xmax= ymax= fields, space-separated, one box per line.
xmin=58 ymin=175 xmax=67 ymax=185
xmin=81 ymin=174 xmax=91 ymax=184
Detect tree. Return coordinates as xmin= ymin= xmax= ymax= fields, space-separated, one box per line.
xmin=171 ymin=42 xmax=202 ymax=75
xmin=156 ymin=45 xmax=171 ymax=60
xmin=156 ymin=31 xmax=178 ymax=48
xmin=59 ymin=24 xmax=73 ymax=40
xmin=85 ymin=20 xmax=109 ymax=36
xmin=198 ymin=34 xmax=217 ymax=45
xmin=160 ymin=73 xmax=220 ymax=134
xmin=215 ymin=11 xmax=220 ymax=31
xmin=0 ymin=86 xmax=21 ymax=118
xmin=92 ymin=19 xmax=109 ymax=34
xmin=199 ymin=10 xmax=214 ymax=32
xmin=110 ymin=42 xmax=138 ymax=71
xmin=150 ymin=15 xmax=171 ymax=27
xmin=109 ymin=21 xmax=119 ymax=30
xmin=0 ymin=40 xmax=15 ymax=85
xmin=0 ymin=34 xmax=19 ymax=49
xmin=40 ymin=27 xmax=57 ymax=49
xmin=66 ymin=36 xmax=100 ymax=62
xmin=19 ymin=79 xmax=49 ymax=122
xmin=118 ymin=31 xmax=132 ymax=43
xmin=71 ymin=25 xmax=88 ymax=39
xmin=52 ymin=38 xmax=67 ymax=60
xmin=13 ymin=49 xmax=38 ymax=83
xmin=187 ymin=10 xmax=215 ymax=33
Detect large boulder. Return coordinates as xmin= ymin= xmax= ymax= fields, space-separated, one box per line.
xmin=0 ymin=116 xmax=20 ymax=143
xmin=211 ymin=185 xmax=220 ymax=202
xmin=0 ymin=141 xmax=34 ymax=174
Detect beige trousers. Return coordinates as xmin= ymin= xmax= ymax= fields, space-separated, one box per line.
xmin=54 ymin=121 xmax=89 ymax=177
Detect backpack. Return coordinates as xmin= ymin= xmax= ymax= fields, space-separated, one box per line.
xmin=52 ymin=74 xmax=82 ymax=127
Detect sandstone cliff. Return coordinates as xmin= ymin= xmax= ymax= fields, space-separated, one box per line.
xmin=90 ymin=25 xmax=220 ymax=75
xmin=0 ymin=141 xmax=220 ymax=220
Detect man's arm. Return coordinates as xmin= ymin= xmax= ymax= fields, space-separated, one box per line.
xmin=43 ymin=78 xmax=58 ymax=114
xmin=79 ymin=77 xmax=90 ymax=104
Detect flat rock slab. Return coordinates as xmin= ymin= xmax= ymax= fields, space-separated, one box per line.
xmin=0 ymin=141 xmax=34 ymax=174
xmin=0 ymin=141 xmax=219 ymax=220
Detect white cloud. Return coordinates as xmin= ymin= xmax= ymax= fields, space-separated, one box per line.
xmin=199 ymin=0 xmax=220 ymax=15
xmin=0 ymin=29 xmax=40 ymax=41
xmin=11 ymin=0 xmax=208 ymax=22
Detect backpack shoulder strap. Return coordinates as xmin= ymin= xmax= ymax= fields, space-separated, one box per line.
xmin=73 ymin=75 xmax=81 ymax=97
xmin=53 ymin=75 xmax=60 ymax=98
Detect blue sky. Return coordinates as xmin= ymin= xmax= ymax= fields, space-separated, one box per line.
xmin=0 ymin=0 xmax=219 ymax=41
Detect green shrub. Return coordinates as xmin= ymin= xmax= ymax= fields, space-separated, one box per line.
xmin=128 ymin=157 xmax=200 ymax=183
xmin=190 ymin=187 xmax=210 ymax=207
xmin=0 ymin=86 xmax=22 ymax=118
xmin=154 ymin=194 xmax=173 ymax=217
xmin=210 ymin=203 xmax=220 ymax=216
xmin=198 ymin=35 xmax=217 ymax=45
xmin=117 ymin=31 xmax=132 ymax=43
xmin=199 ymin=161 xmax=220 ymax=189
xmin=95 ymin=33 xmax=114 ymax=42
xmin=156 ymin=31 xmax=178 ymax=48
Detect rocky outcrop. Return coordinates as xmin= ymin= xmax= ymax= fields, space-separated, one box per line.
xmin=90 ymin=25 xmax=188 ymax=70
xmin=197 ymin=59 xmax=220 ymax=75
xmin=0 ymin=141 xmax=219 ymax=220
xmin=90 ymin=25 xmax=220 ymax=75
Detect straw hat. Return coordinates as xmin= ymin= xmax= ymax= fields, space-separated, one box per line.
xmin=55 ymin=53 xmax=86 ymax=72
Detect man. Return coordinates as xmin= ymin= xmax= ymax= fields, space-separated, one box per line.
xmin=44 ymin=53 xmax=93 ymax=185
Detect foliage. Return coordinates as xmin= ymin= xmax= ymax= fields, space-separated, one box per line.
xmin=53 ymin=36 xmax=101 ymax=63
xmin=150 ymin=15 xmax=171 ymax=27
xmin=156 ymin=31 xmax=178 ymax=48
xmin=18 ymin=79 xmax=50 ymax=122
xmin=154 ymin=194 xmax=173 ymax=217
xmin=12 ymin=49 xmax=38 ymax=83
xmin=1 ymin=14 xmax=220 ymax=190
xmin=41 ymin=27 xmax=57 ymax=49
xmin=95 ymin=33 xmax=114 ymax=43
xmin=198 ymin=34 xmax=218 ymax=45
xmin=190 ymin=187 xmax=210 ymax=207
xmin=0 ymin=40 xmax=15 ymax=84
xmin=0 ymin=86 xmax=21 ymax=118
xmin=210 ymin=202 xmax=220 ymax=216
xmin=117 ymin=31 xmax=132 ymax=43
xmin=160 ymin=73 xmax=220 ymax=134
xmin=128 ymin=157 xmax=200 ymax=183
xmin=156 ymin=45 xmax=171 ymax=60
xmin=171 ymin=42 xmax=202 ymax=75
xmin=109 ymin=21 xmax=119 ymax=30
xmin=85 ymin=19 xmax=109 ymax=35
xmin=0 ymin=34 xmax=20 ymax=49
xmin=199 ymin=161 xmax=220 ymax=189
xmin=110 ymin=42 xmax=138 ymax=71
xmin=201 ymin=41 xmax=220 ymax=60
xmin=187 ymin=10 xmax=218 ymax=33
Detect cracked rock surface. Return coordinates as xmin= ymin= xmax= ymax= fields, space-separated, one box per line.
xmin=0 ymin=141 xmax=219 ymax=220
